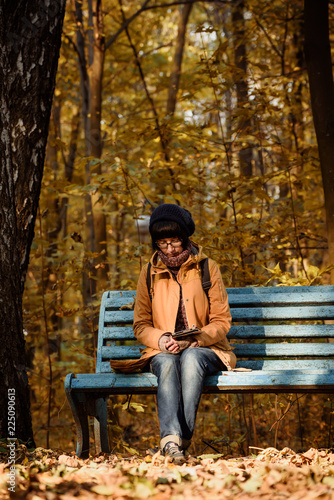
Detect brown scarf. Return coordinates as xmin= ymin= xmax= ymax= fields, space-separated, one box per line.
xmin=157 ymin=240 xmax=192 ymax=268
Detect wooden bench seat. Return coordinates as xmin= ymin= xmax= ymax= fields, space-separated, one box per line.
xmin=65 ymin=285 xmax=334 ymax=458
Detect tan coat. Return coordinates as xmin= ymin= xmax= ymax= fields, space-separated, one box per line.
xmin=110 ymin=245 xmax=236 ymax=373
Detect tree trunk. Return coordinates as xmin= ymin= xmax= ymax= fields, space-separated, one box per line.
xmin=74 ymin=0 xmax=108 ymax=293
xmin=0 ymin=0 xmax=66 ymax=445
xmin=232 ymin=0 xmax=252 ymax=178
xmin=44 ymin=100 xmax=80 ymax=353
xmin=44 ymin=102 xmax=63 ymax=359
xmin=304 ymin=0 xmax=334 ymax=284
xmin=73 ymin=0 xmax=97 ymax=336
xmin=90 ymin=0 xmax=109 ymax=286
xmin=61 ymin=104 xmax=80 ymax=238
xmin=166 ymin=3 xmax=193 ymax=116
xmin=232 ymin=0 xmax=253 ymax=282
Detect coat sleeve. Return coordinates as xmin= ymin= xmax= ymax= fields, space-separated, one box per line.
xmin=133 ymin=264 xmax=166 ymax=350
xmin=196 ymin=259 xmax=232 ymax=347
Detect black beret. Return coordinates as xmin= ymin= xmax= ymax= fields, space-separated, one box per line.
xmin=149 ymin=204 xmax=195 ymax=236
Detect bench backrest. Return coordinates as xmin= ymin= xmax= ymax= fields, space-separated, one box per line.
xmin=96 ymin=285 xmax=334 ymax=373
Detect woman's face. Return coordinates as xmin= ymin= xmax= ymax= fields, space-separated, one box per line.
xmin=156 ymin=238 xmax=183 ymax=257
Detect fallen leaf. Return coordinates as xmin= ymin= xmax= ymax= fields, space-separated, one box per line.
xmin=241 ymin=474 xmax=263 ymax=493
xmin=58 ymin=455 xmax=79 ymax=468
xmin=91 ymin=484 xmax=115 ymax=495
xmin=198 ymin=453 xmax=224 ymax=461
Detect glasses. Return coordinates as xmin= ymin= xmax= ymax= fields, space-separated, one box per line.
xmin=156 ymin=239 xmax=182 ymax=249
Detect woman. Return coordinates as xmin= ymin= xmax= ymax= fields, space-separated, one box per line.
xmin=133 ymin=203 xmax=236 ymax=464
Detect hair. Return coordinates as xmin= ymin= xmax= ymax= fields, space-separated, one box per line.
xmin=150 ymin=220 xmax=189 ymax=251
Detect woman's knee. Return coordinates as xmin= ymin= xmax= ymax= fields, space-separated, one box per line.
xmin=181 ymin=347 xmax=225 ymax=376
xmin=181 ymin=347 xmax=204 ymax=364
xmin=181 ymin=348 xmax=207 ymax=375
xmin=151 ymin=353 xmax=180 ymax=380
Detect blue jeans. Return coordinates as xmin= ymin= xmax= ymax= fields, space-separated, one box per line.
xmin=150 ymin=347 xmax=226 ymax=448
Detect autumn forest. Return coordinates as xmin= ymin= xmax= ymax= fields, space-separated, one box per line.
xmin=2 ymin=0 xmax=334 ymax=462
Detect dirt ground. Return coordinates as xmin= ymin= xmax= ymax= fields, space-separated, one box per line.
xmin=1 ymin=445 xmax=334 ymax=499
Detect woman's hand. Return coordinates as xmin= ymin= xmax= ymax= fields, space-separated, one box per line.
xmin=175 ymin=335 xmax=199 ymax=351
xmin=158 ymin=333 xmax=198 ymax=353
xmin=158 ymin=333 xmax=180 ymax=353
xmin=165 ymin=337 xmax=182 ymax=353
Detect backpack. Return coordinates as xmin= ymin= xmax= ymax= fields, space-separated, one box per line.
xmin=146 ymin=258 xmax=212 ymax=309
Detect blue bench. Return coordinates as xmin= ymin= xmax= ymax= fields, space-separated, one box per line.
xmin=65 ymin=285 xmax=334 ymax=458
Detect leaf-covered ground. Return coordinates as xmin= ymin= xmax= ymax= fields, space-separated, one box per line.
xmin=1 ymin=445 xmax=334 ymax=499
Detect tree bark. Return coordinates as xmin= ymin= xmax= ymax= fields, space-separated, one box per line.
xmin=73 ymin=0 xmax=108 ymax=292
xmin=166 ymin=3 xmax=193 ymax=116
xmin=90 ymin=0 xmax=109 ymax=286
xmin=232 ymin=0 xmax=252 ymax=178
xmin=73 ymin=0 xmax=97 ymax=331
xmin=231 ymin=0 xmax=254 ymax=281
xmin=0 ymin=0 xmax=66 ymax=445
xmin=304 ymin=0 xmax=334 ymax=283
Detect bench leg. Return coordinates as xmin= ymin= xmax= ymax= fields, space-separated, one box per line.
xmin=64 ymin=374 xmax=90 ymax=459
xmin=94 ymin=397 xmax=110 ymax=454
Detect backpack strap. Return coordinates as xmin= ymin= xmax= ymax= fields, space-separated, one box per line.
xmin=200 ymin=258 xmax=211 ymax=305
xmin=146 ymin=262 xmax=153 ymax=301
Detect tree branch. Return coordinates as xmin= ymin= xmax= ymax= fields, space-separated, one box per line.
xmin=118 ymin=1 xmax=169 ymax=157
xmin=270 ymin=394 xmax=305 ymax=431
xmin=106 ymin=0 xmax=152 ymax=49
xmin=106 ymin=0 xmax=230 ymax=50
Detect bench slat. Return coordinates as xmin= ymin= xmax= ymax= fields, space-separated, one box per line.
xmin=69 ymin=369 xmax=334 ymax=393
xmin=101 ymin=293 xmax=334 ymax=315
xmin=237 ymin=359 xmax=334 ymax=370
xmin=226 ymin=285 xmax=334 ymax=295
xmin=100 ymin=342 xmax=334 ymax=360
xmin=96 ymin=358 xmax=334 ymax=374
xmin=228 ymin=292 xmax=334 ymax=307
xmin=104 ymin=290 xmax=136 ymax=305
xmin=231 ymin=305 xmax=334 ymax=321
xmin=213 ymin=370 xmax=334 ymax=391
xmin=99 ymin=324 xmax=334 ymax=342
xmin=104 ymin=311 xmax=134 ymax=323
xmin=228 ymin=324 xmax=334 ymax=339
xmin=234 ymin=343 xmax=334 ymax=357
xmin=102 ymin=302 xmax=334 ymax=323
xmin=102 ymin=287 xmax=334 ymax=307
xmin=101 ymin=345 xmax=141 ymax=359
xmin=71 ymin=372 xmax=157 ymax=390
xmin=100 ymin=327 xmax=135 ymax=340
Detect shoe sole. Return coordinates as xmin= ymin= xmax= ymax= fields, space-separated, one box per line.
xmin=165 ymin=454 xmax=186 ymax=465
xmin=147 ymin=447 xmax=186 ymax=464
